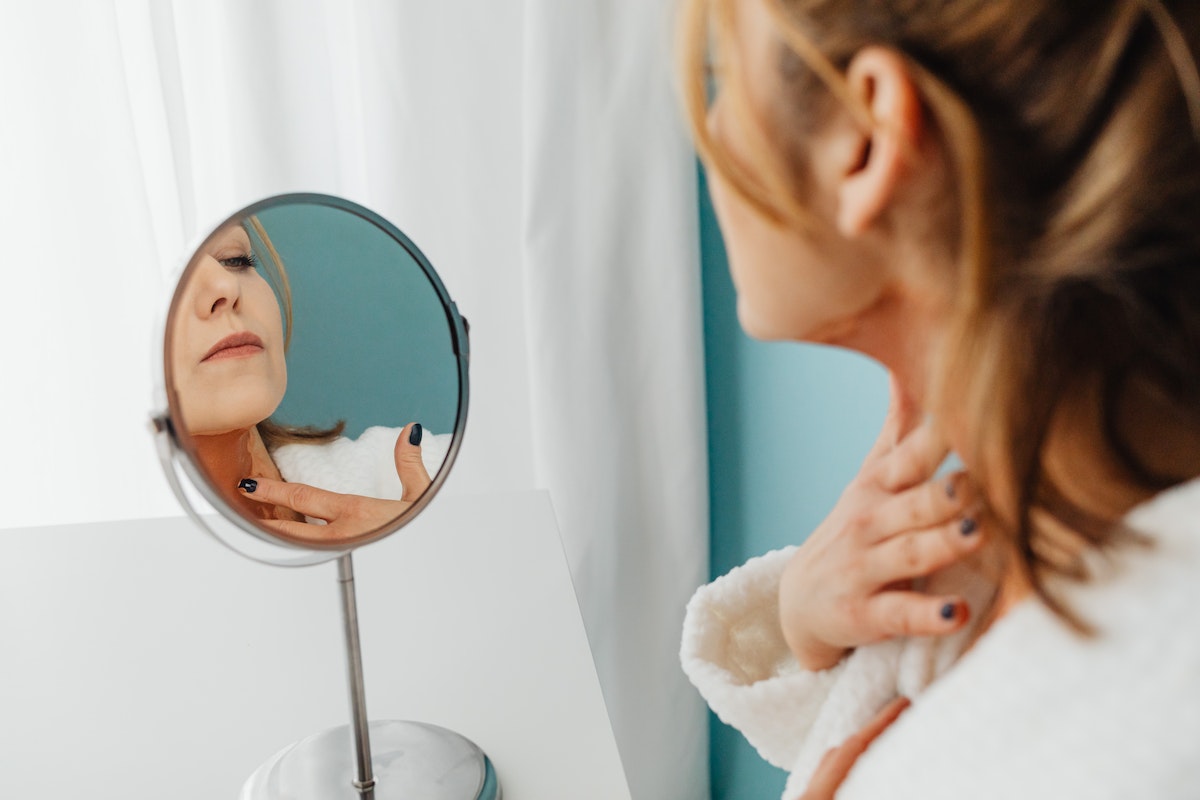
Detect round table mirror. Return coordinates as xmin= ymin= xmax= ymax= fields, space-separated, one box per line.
xmin=154 ymin=193 xmax=469 ymax=562
xmin=150 ymin=193 xmax=498 ymax=799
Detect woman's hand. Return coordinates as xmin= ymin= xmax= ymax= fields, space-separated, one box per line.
xmin=794 ymin=696 xmax=911 ymax=800
xmin=779 ymin=376 xmax=987 ymax=670
xmin=239 ymin=422 xmax=432 ymax=539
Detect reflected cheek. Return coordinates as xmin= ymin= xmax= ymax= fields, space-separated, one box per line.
xmin=170 ymin=310 xmax=199 ymax=362
xmin=264 ymin=303 xmax=288 ymax=406
xmin=270 ymin=349 xmax=288 ymax=407
xmin=168 ymin=321 xmax=198 ymax=400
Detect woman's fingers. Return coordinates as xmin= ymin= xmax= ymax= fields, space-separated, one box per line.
xmin=874 ymin=421 xmax=950 ymax=492
xmin=798 ymin=745 xmax=862 ymax=799
xmin=238 ymin=476 xmax=344 ymax=521
xmin=864 ymin=373 xmax=923 ymax=462
xmin=848 ymin=695 xmax=912 ymax=748
xmin=858 ymin=472 xmax=972 ymax=544
xmin=394 ymin=422 xmax=432 ymax=503
xmin=864 ymin=515 xmax=985 ymax=585
xmin=240 ymin=477 xmax=416 ymax=540
xmin=796 ymin=696 xmax=912 ymax=799
xmin=863 ymin=589 xmax=971 ymax=639
xmin=260 ymin=517 xmax=356 ymax=541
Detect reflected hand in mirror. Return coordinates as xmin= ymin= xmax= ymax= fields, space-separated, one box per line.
xmin=166 ymin=208 xmax=458 ymax=546
xmin=237 ymin=422 xmax=433 ymax=540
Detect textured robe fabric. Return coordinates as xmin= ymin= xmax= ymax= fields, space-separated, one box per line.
xmin=272 ymin=426 xmax=451 ymax=500
xmin=682 ymin=478 xmax=1200 ymax=799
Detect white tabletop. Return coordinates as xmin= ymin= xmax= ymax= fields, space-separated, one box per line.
xmin=0 ymin=490 xmax=630 ymax=800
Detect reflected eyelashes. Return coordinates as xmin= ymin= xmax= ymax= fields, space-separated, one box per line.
xmin=219 ymin=253 xmax=259 ymax=271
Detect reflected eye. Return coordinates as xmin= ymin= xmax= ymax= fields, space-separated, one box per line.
xmin=220 ymin=253 xmax=258 ymax=271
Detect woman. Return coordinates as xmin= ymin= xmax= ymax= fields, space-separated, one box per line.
xmin=168 ymin=218 xmax=448 ymax=541
xmin=677 ymin=0 xmax=1200 ymax=797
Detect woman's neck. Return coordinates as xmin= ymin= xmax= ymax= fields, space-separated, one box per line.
xmin=191 ymin=427 xmax=295 ymax=521
xmin=820 ymin=284 xmax=943 ymax=411
xmin=989 ymin=557 xmax=1034 ymax=619
xmin=825 ymin=281 xmax=1045 ymax=627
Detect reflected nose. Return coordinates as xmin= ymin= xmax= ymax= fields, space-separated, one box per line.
xmin=191 ymin=255 xmax=241 ymax=319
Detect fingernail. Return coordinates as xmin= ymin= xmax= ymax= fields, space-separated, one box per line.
xmin=940 ymin=602 xmax=957 ymax=621
xmin=960 ymin=517 xmax=978 ymax=536
xmin=238 ymin=478 xmax=257 ymax=493
xmin=944 ymin=477 xmax=957 ymax=500
xmin=409 ymin=423 xmax=423 ymax=446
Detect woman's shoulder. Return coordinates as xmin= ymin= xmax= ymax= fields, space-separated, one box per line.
xmin=1123 ymin=474 xmax=1200 ymax=544
xmin=833 ymin=478 xmax=1200 ymax=799
xmin=1071 ymin=475 xmax=1200 ymax=635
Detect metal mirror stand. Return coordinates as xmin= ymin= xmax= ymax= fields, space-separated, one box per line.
xmin=154 ymin=194 xmax=497 ymax=798
xmin=339 ymin=553 xmax=376 ymax=794
xmin=151 ymin=420 xmax=499 ymax=799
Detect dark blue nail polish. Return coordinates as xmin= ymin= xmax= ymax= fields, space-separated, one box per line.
xmin=940 ymin=602 xmax=957 ymax=621
xmin=238 ymin=478 xmax=257 ymax=493
xmin=409 ymin=423 xmax=423 ymax=446
xmin=944 ymin=478 xmax=957 ymax=500
xmin=960 ymin=517 xmax=977 ymax=536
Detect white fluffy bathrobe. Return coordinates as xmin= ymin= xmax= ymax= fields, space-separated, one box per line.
xmin=272 ymin=425 xmax=451 ymax=500
xmin=681 ymin=478 xmax=1200 ymax=799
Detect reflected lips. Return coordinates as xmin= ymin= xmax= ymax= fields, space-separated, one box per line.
xmin=202 ymin=331 xmax=264 ymax=362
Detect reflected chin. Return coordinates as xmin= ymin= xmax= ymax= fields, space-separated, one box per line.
xmin=180 ymin=388 xmax=285 ymax=437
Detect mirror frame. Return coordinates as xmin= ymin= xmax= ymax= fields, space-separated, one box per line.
xmin=151 ymin=192 xmax=470 ymax=565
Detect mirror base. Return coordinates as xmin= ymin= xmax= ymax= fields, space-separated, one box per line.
xmin=240 ymin=719 xmax=500 ymax=800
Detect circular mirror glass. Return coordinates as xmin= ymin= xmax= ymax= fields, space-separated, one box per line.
xmin=156 ymin=193 xmax=467 ymax=560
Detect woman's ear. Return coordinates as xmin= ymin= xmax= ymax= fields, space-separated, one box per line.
xmin=833 ymin=47 xmax=924 ymax=237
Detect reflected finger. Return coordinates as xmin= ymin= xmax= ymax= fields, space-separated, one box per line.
xmin=260 ymin=518 xmax=355 ymax=540
xmin=238 ymin=476 xmax=345 ymax=520
xmin=394 ymin=422 xmax=432 ymax=503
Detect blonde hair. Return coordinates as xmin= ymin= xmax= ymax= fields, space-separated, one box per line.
xmin=243 ymin=215 xmax=345 ymax=449
xmin=680 ymin=0 xmax=1200 ymax=630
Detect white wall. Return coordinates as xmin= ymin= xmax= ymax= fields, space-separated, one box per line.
xmin=0 ymin=494 xmax=629 ymax=799
xmin=0 ymin=1 xmax=535 ymax=531
xmin=0 ymin=3 xmax=554 ymax=796
xmin=1 ymin=5 xmax=708 ymax=798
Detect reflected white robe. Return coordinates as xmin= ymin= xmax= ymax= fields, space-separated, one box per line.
xmin=271 ymin=425 xmax=451 ymax=499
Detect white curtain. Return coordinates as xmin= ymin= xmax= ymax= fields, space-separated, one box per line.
xmin=522 ymin=3 xmax=710 ymax=799
xmin=1 ymin=2 xmax=708 ymax=797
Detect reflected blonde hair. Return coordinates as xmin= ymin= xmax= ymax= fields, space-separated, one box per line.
xmin=243 ymin=215 xmax=345 ymax=449
xmin=679 ymin=0 xmax=1200 ymax=630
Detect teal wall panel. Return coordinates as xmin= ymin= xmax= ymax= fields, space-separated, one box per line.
xmin=698 ymin=166 xmax=889 ymax=798
xmin=252 ymin=203 xmax=459 ymax=440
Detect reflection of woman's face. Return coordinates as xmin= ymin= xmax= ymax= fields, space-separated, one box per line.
xmin=171 ymin=223 xmax=287 ymax=436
